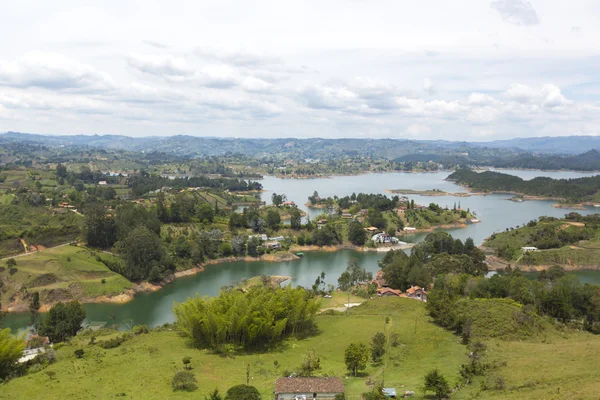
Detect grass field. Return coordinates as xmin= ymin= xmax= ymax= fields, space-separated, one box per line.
xmin=0 ymin=246 xmax=132 ymax=309
xmin=2 ymin=298 xmax=467 ymax=399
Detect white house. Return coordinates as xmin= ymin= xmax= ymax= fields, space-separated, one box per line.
xmin=274 ymin=377 xmax=344 ymax=400
xmin=521 ymin=246 xmax=539 ymax=252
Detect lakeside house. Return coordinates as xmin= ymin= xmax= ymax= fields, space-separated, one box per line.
xmin=282 ymin=201 xmax=296 ymax=207
xmin=98 ymin=180 xmax=107 ymax=185
xmin=521 ymin=246 xmax=539 ymax=252
xmin=264 ymin=241 xmax=281 ymax=250
xmin=371 ymin=232 xmax=399 ymax=244
xmin=341 ymin=212 xmax=353 ymax=219
xmin=274 ymin=377 xmax=344 ymax=400
xmin=403 ymin=227 xmax=416 ymax=231
xmin=365 ymin=226 xmax=379 ymax=233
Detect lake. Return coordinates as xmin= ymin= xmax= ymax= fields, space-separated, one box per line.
xmin=3 ymin=169 xmax=599 ymax=333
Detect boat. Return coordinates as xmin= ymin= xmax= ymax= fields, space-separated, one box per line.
xmin=296 ymin=252 xmax=304 ymax=257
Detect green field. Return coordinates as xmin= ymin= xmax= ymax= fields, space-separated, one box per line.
xmin=0 ymin=246 xmax=132 ymax=309
xmin=2 ymin=298 xmax=467 ymax=399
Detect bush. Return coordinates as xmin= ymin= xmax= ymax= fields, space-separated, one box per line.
xmin=132 ymin=325 xmax=149 ymax=335
xmin=6 ymin=258 xmax=16 ymax=267
xmin=225 ymin=385 xmax=261 ymax=400
xmin=9 ymin=267 xmax=18 ymax=275
xmin=171 ymin=370 xmax=197 ymax=391
xmin=74 ymin=349 xmax=84 ymax=358
xmin=98 ymin=335 xmax=127 ymax=349
xmin=424 ymin=369 xmax=451 ymax=399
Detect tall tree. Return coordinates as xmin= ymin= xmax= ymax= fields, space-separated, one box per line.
xmin=84 ymin=203 xmax=117 ymax=249
xmin=115 ymin=226 xmax=167 ymax=281
xmin=370 ymin=332 xmax=386 ymax=363
xmin=423 ymin=369 xmax=451 ymax=399
xmin=348 ymin=220 xmax=367 ymax=246
xmin=0 ymin=328 xmax=25 ymax=380
xmin=345 ymin=342 xmax=369 ymax=376
xmin=38 ymin=301 xmax=86 ymax=343
xmin=290 ymin=208 xmax=302 ymax=230
xmin=299 ymin=349 xmax=321 ymax=376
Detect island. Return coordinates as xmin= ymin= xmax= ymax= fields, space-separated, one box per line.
xmin=481 ymin=212 xmax=600 ymax=271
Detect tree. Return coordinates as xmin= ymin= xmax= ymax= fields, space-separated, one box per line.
xmin=156 ymin=191 xmax=169 ymax=222
xmin=6 ymin=258 xmax=16 ymax=268
xmin=182 ymin=356 xmax=192 ymax=370
xmin=348 ymin=221 xmax=367 ymax=246
xmin=29 ymin=292 xmax=40 ymax=312
xmin=225 ymin=384 xmax=261 ymax=400
xmin=115 ymin=225 xmax=168 ymax=281
xmin=247 ymin=237 xmax=260 ymax=257
xmin=368 ymin=209 xmax=386 ymax=230
xmin=290 ymin=208 xmax=302 ymax=230
xmin=0 ymin=328 xmax=25 ymax=380
xmin=56 ymin=163 xmax=68 ymax=178
xmin=299 ymin=349 xmax=321 ymax=376
xmin=344 ymin=342 xmax=369 ymax=376
xmin=38 ymin=301 xmax=86 ymax=343
xmin=370 ymin=332 xmax=386 ymax=363
xmin=206 ymin=389 xmax=223 ymax=400
xmin=338 ymin=259 xmax=372 ymax=291
xmin=265 ymin=209 xmax=281 ymax=230
xmin=423 ymin=369 xmax=451 ymax=399
xmin=172 ymin=370 xmax=197 ymax=391
xmin=197 ymin=203 xmax=215 ymax=223
xmin=74 ymin=349 xmax=84 ymax=358
xmin=84 ymin=203 xmax=116 ymax=249
xmin=271 ymin=193 xmax=286 ymax=207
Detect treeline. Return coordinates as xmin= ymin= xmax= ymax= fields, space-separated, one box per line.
xmin=483 ymin=150 xmax=600 ymax=172
xmin=174 ymin=285 xmax=319 ymax=350
xmin=380 ymin=232 xmax=486 ymax=291
xmin=427 ymin=266 xmax=600 ymax=336
xmin=448 ymin=168 xmax=600 ymax=201
xmin=127 ymin=173 xmax=262 ymax=196
xmin=309 ymin=192 xmax=399 ymax=212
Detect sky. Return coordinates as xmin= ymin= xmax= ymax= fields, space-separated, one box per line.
xmin=0 ymin=0 xmax=599 ymax=140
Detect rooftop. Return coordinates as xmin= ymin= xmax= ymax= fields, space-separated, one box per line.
xmin=274 ymin=377 xmax=344 ymax=394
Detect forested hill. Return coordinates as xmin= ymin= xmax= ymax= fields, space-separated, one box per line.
xmin=447 ymin=168 xmax=600 ymax=202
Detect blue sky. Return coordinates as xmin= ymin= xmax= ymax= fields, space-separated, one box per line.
xmin=0 ymin=0 xmax=599 ymax=140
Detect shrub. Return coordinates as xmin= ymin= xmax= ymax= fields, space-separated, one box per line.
xmin=225 ymin=384 xmax=261 ymax=400
xmin=171 ymin=370 xmax=197 ymax=391
xmin=74 ymin=349 xmax=84 ymax=358
xmin=132 ymin=325 xmax=149 ymax=335
xmin=9 ymin=267 xmax=18 ymax=275
xmin=6 ymin=258 xmax=16 ymax=267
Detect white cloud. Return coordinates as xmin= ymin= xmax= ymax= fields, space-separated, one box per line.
xmin=491 ymin=0 xmax=540 ymax=26
xmin=504 ymin=83 xmax=570 ymax=108
xmin=0 ymin=52 xmax=114 ymax=91
xmin=126 ymin=53 xmax=195 ymax=81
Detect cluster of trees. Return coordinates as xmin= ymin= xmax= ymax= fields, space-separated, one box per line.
xmin=381 ymin=232 xmax=485 ymax=291
xmin=337 ymin=259 xmax=373 ymax=291
xmin=174 ymin=285 xmax=319 ymax=350
xmin=127 ymin=173 xmax=262 ymax=196
xmin=308 ymin=192 xmax=399 ymax=213
xmin=484 ymin=150 xmax=600 ymax=172
xmin=156 ymin=192 xmax=217 ymax=224
xmin=448 ymin=168 xmax=600 ymax=202
xmin=85 ymin=203 xmax=173 ymax=282
xmin=427 ymin=266 xmax=600 ymax=335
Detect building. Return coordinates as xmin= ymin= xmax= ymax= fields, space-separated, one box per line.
xmin=371 ymin=232 xmax=399 ymax=244
xmin=406 ymin=286 xmax=427 ymax=301
xmin=522 ymin=246 xmax=538 ymax=252
xmin=98 ymin=180 xmax=107 ymax=186
xmin=264 ymin=241 xmax=281 ymax=250
xmin=249 ymin=234 xmax=268 ymax=242
xmin=365 ymin=226 xmax=379 ymax=233
xmin=274 ymin=377 xmax=344 ymax=400
xmin=382 ymin=388 xmax=397 ymax=398
xmin=377 ymin=287 xmax=402 ymax=297
xmin=341 ymin=213 xmax=353 ymax=219
xmin=403 ymin=227 xmax=416 ymax=232
xmin=282 ymin=201 xmax=296 ymax=207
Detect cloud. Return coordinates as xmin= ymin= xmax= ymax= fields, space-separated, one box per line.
xmin=491 ymin=0 xmax=539 ymax=26
xmin=126 ymin=53 xmax=195 ymax=81
xmin=242 ymin=76 xmax=274 ymax=93
xmin=0 ymin=52 xmax=114 ymax=91
xmin=195 ymin=48 xmax=281 ymax=67
xmin=504 ymin=83 xmax=569 ymax=108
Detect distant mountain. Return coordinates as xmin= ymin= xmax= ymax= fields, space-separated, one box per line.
xmin=472 ymin=136 xmax=600 ymax=155
xmin=2 ymin=131 xmax=599 ymax=159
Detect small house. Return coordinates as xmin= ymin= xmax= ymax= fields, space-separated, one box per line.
xmin=249 ymin=234 xmax=268 ymax=242
xmin=377 ymin=288 xmax=402 ymax=297
xmin=403 ymin=227 xmax=416 ymax=232
xmin=282 ymin=201 xmax=296 ymax=207
xmin=382 ymin=388 xmax=397 ymax=398
xmin=365 ymin=226 xmax=379 ymax=233
xmin=406 ymin=286 xmax=427 ymax=301
xmin=264 ymin=241 xmax=281 ymax=250
xmin=341 ymin=213 xmax=353 ymax=219
xmin=521 ymin=246 xmax=538 ymax=252
xmin=274 ymin=377 xmax=344 ymax=400
xmin=98 ymin=181 xmax=107 ymax=186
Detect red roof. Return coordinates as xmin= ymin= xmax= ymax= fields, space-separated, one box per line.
xmin=274 ymin=377 xmax=344 ymax=394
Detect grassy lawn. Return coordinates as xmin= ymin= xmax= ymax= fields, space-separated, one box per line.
xmin=2 ymin=298 xmax=467 ymax=399
xmin=0 ymin=246 xmax=132 ymax=307
xmin=456 ymin=330 xmax=600 ymax=399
